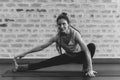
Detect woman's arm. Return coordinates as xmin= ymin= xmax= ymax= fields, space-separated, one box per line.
xmin=25 ymin=37 xmax=56 ymax=54
xmin=75 ymin=31 xmax=96 ymax=77
xmin=15 ymin=36 xmax=57 ymax=59
xmin=75 ymin=32 xmax=93 ymax=70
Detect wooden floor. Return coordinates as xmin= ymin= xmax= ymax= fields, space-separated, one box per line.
xmin=0 ymin=63 xmax=120 ymax=80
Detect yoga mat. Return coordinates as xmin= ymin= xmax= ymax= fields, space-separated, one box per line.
xmin=2 ymin=70 xmax=120 ymax=77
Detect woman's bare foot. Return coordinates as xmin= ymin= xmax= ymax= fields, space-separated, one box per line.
xmin=12 ymin=58 xmax=28 ymax=72
xmin=12 ymin=58 xmax=19 ymax=72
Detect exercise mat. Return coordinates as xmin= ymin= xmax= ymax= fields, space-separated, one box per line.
xmin=2 ymin=70 xmax=120 ymax=77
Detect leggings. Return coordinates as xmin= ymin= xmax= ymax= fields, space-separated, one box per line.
xmin=28 ymin=43 xmax=96 ymax=70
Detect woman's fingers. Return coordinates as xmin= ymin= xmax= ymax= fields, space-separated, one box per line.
xmin=85 ymin=70 xmax=97 ymax=77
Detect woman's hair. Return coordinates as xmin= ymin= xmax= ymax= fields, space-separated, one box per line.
xmin=56 ymin=12 xmax=70 ymax=24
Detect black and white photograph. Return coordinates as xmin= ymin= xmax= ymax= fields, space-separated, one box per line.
xmin=0 ymin=0 xmax=120 ymax=80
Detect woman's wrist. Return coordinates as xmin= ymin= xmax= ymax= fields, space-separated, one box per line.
xmin=86 ymin=66 xmax=93 ymax=72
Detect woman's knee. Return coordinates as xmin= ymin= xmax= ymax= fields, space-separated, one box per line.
xmin=87 ymin=43 xmax=96 ymax=58
xmin=87 ymin=43 xmax=96 ymax=49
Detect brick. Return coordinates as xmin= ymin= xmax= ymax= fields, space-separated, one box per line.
xmin=99 ymin=44 xmax=109 ymax=47
xmin=1 ymin=29 xmax=7 ymax=33
xmin=15 ymin=39 xmax=26 ymax=43
xmin=17 ymin=34 xmax=29 ymax=38
xmin=18 ymin=3 xmax=29 ymax=7
xmin=81 ymin=4 xmax=92 ymax=8
xmin=89 ymin=0 xmax=100 ymax=3
xmin=3 ymin=9 xmax=9 ymax=12
xmin=0 ymin=23 xmax=7 ymax=27
xmin=29 ymin=19 xmax=40 ymax=23
xmin=94 ymin=4 xmax=105 ymax=8
xmin=36 ymin=9 xmax=47 ymax=12
xmin=0 ymin=54 xmax=10 ymax=58
xmin=4 ymin=34 xmax=16 ymax=38
xmin=11 ymin=23 xmax=21 ymax=27
xmin=16 ymin=9 xmax=24 ymax=12
xmin=93 ymin=34 xmax=103 ymax=38
xmin=56 ymin=3 xmax=67 ymax=7
xmin=114 ymin=40 xmax=119 ymax=43
xmin=0 ymin=34 xmax=3 ymax=38
xmin=32 ymin=29 xmax=39 ymax=33
xmin=108 ymin=4 xmax=118 ymax=9
xmin=24 ymin=44 xmax=34 ymax=48
xmin=111 ymin=44 xmax=120 ymax=48
xmin=30 ymin=34 xmax=39 ymax=37
xmin=12 ymin=0 xmax=23 ymax=2
xmin=102 ymin=0 xmax=112 ymax=3
xmin=91 ymin=20 xmax=102 ymax=23
xmin=51 ymin=0 xmax=62 ymax=2
xmin=11 ymin=49 xmax=20 ymax=53
xmin=28 ymin=39 xmax=38 ymax=43
xmin=62 ymin=9 xmax=72 ymax=13
xmin=24 ymin=0 xmax=36 ymax=3
xmin=86 ymin=10 xmax=98 ymax=13
xmin=44 ymin=34 xmax=53 ymax=37
xmin=63 ymin=0 xmax=74 ymax=3
xmin=0 ymin=4 xmax=4 ymax=7
xmin=40 ymin=24 xmax=47 ymax=27
xmin=117 ymin=54 xmax=120 ymax=57
xmin=16 ymin=19 xmax=27 ymax=23
xmin=5 ymin=18 xmax=15 ymax=22
xmin=6 ymin=3 xmax=16 ymax=7
xmin=26 ymin=29 xmax=32 ymax=32
xmin=104 ymin=20 xmax=115 ymax=23
xmin=101 ymin=10 xmax=111 ymax=14
xmin=10 ymin=9 xmax=15 ymax=12
xmin=0 ymin=0 xmax=9 ymax=2
xmin=35 ymin=24 xmax=40 ymax=27
xmin=43 ymin=19 xmax=52 ymax=23
xmin=69 ymin=4 xmax=80 ymax=8
xmin=0 ymin=44 xmax=9 ymax=47
xmin=37 ymin=0 xmax=48 ymax=2
xmin=82 ymin=34 xmax=91 ymax=38
xmin=0 ymin=19 xmax=2 ymax=22
xmin=26 ymin=9 xmax=35 ymax=12
xmin=31 ymin=3 xmax=41 ymax=7
xmin=103 ymin=40 xmax=113 ymax=43
xmin=32 ymin=14 xmax=38 ymax=18
xmin=24 ymin=24 xmax=34 ymax=27
xmin=11 ymin=43 xmax=23 ymax=48
xmin=3 ymin=39 xmax=13 ymax=43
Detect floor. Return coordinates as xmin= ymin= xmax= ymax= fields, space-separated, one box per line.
xmin=0 ymin=63 xmax=120 ymax=80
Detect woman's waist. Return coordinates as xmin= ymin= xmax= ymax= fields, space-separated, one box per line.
xmin=65 ymin=51 xmax=84 ymax=57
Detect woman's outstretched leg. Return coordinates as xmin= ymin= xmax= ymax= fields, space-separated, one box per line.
xmin=28 ymin=54 xmax=72 ymax=70
xmin=14 ymin=54 xmax=72 ymax=71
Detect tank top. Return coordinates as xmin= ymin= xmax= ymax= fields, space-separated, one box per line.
xmin=56 ymin=26 xmax=81 ymax=54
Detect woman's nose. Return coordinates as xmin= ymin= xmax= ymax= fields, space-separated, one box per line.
xmin=60 ymin=24 xmax=64 ymax=28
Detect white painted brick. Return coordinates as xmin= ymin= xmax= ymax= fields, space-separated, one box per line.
xmin=0 ymin=0 xmax=120 ymax=58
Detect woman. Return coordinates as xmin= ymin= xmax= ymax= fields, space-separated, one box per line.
xmin=14 ymin=12 xmax=97 ymax=77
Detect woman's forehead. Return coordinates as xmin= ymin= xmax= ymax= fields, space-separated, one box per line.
xmin=57 ymin=19 xmax=68 ymax=23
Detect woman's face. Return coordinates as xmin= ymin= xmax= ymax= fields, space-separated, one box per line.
xmin=57 ymin=19 xmax=69 ymax=33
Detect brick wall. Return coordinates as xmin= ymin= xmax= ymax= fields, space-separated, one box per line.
xmin=0 ymin=0 xmax=120 ymax=58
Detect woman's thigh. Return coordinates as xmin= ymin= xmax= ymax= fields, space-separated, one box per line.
xmin=28 ymin=54 xmax=72 ymax=70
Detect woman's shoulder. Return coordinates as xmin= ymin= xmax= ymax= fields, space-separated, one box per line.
xmin=70 ymin=26 xmax=81 ymax=36
xmin=51 ymin=33 xmax=60 ymax=42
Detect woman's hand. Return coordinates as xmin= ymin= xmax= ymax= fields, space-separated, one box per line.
xmin=85 ymin=70 xmax=97 ymax=77
xmin=14 ymin=53 xmax=26 ymax=59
